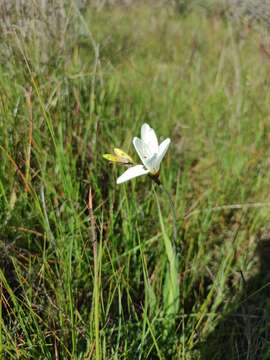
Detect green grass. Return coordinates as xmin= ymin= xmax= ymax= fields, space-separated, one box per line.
xmin=1 ymin=2 xmax=270 ymax=359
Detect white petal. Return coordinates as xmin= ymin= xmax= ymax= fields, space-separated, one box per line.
xmin=116 ymin=165 xmax=149 ymax=184
xmin=144 ymin=153 xmax=159 ymax=174
xmin=140 ymin=123 xmax=159 ymax=154
xmin=133 ymin=137 xmax=153 ymax=167
xmin=156 ymin=138 xmax=171 ymax=168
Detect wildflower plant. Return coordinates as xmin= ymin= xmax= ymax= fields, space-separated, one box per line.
xmin=103 ymin=123 xmax=179 ymax=324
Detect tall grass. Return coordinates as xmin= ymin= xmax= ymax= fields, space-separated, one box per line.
xmin=1 ymin=1 xmax=270 ymax=358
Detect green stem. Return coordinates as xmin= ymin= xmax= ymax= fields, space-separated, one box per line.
xmin=88 ymin=189 xmax=100 ymax=360
xmin=154 ymin=187 xmax=180 ymax=320
xmin=157 ymin=184 xmax=178 ymax=253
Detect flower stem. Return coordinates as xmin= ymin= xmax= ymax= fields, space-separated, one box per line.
xmin=154 ymin=185 xmax=180 ymax=322
xmin=157 ymin=184 xmax=178 ymax=253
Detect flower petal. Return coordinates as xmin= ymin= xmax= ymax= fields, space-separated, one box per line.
xmin=133 ymin=137 xmax=152 ymax=167
xmin=103 ymin=154 xmax=121 ymax=163
xmin=141 ymin=123 xmax=159 ymax=154
xmin=156 ymin=138 xmax=171 ymax=168
xmin=113 ymin=148 xmax=134 ymax=164
xmin=116 ymin=165 xmax=149 ymax=184
xmin=144 ymin=153 xmax=159 ymax=174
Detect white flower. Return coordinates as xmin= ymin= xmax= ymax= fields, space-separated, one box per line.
xmin=117 ymin=123 xmax=171 ymax=184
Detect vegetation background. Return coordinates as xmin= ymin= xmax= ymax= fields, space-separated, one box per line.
xmin=1 ymin=0 xmax=270 ymax=358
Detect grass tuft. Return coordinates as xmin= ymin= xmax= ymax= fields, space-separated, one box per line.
xmin=1 ymin=1 xmax=270 ymax=358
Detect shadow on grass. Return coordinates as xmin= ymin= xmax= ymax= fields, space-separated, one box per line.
xmin=200 ymin=237 xmax=270 ymax=360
